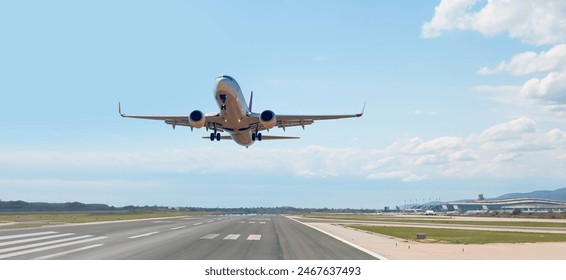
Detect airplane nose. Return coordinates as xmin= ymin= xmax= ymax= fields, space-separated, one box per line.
xmin=215 ymin=75 xmax=235 ymax=92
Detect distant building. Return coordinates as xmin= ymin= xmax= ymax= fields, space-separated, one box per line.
xmin=444 ymin=198 xmax=566 ymax=213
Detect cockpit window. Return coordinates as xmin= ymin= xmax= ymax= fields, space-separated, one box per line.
xmin=219 ymin=75 xmax=235 ymax=81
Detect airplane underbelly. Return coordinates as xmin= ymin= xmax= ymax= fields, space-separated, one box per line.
xmin=231 ymin=132 xmax=253 ymax=147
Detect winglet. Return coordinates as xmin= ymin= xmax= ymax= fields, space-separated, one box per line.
xmin=358 ymin=102 xmax=366 ymax=117
xmin=118 ymin=102 xmax=125 ymax=117
xmin=249 ymin=91 xmax=253 ymax=112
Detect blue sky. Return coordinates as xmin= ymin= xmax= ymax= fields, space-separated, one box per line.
xmin=1 ymin=0 xmax=565 ymax=208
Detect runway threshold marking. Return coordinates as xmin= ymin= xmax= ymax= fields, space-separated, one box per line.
xmin=200 ymin=234 xmax=220 ymax=240
xmin=247 ymin=235 xmax=261 ymax=241
xmin=171 ymin=226 xmax=187 ymax=230
xmin=0 ymin=233 xmax=74 ymax=247
xmin=0 ymin=235 xmax=93 ymax=254
xmin=223 ymin=234 xmax=241 ymax=240
xmin=0 ymin=236 xmax=107 ymax=260
xmin=128 ymin=232 xmax=159 ymax=239
xmin=34 ymin=244 xmax=104 ymax=260
xmin=0 ymin=231 xmax=58 ymax=241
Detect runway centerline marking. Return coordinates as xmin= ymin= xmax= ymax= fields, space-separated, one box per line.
xmin=171 ymin=226 xmax=186 ymax=230
xmin=200 ymin=234 xmax=220 ymax=240
xmin=0 ymin=231 xmax=58 ymax=241
xmin=249 ymin=222 xmax=256 ymax=224
xmin=259 ymin=222 xmax=267 ymax=224
xmin=128 ymin=232 xmax=159 ymax=239
xmin=247 ymin=235 xmax=261 ymax=241
xmin=223 ymin=234 xmax=240 ymax=240
xmin=193 ymin=222 xmax=203 ymax=226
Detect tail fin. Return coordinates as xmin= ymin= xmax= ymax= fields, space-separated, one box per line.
xmin=249 ymin=91 xmax=253 ymax=112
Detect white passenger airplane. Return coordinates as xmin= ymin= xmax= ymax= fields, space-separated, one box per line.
xmin=119 ymin=75 xmax=364 ymax=147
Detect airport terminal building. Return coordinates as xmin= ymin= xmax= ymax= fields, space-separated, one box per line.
xmin=444 ymin=198 xmax=566 ymax=214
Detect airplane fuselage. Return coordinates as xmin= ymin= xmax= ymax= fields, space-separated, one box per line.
xmin=214 ymin=75 xmax=255 ymax=147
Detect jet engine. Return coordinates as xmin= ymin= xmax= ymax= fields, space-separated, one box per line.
xmin=260 ymin=110 xmax=276 ymax=129
xmin=189 ymin=110 xmax=205 ymax=128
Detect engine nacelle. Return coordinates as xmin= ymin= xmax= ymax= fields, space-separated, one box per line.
xmin=260 ymin=110 xmax=276 ymax=129
xmin=189 ymin=110 xmax=205 ymax=128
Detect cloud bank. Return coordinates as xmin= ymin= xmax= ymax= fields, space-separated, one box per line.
xmin=424 ymin=0 xmax=566 ymax=117
xmin=2 ymin=119 xmax=564 ymax=186
xmin=421 ymin=0 xmax=566 ymax=46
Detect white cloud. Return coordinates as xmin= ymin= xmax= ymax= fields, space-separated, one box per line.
xmin=520 ymin=72 xmax=566 ymax=104
xmin=495 ymin=153 xmax=518 ymax=162
xmin=478 ymin=117 xmax=536 ymax=142
xmin=422 ymin=0 xmax=566 ymax=45
xmin=479 ymin=44 xmax=566 ymax=75
xmin=367 ymin=170 xmax=426 ymax=182
xmin=421 ymin=0 xmax=478 ymax=38
xmin=476 ymin=45 xmax=566 ymax=111
xmin=409 ymin=109 xmax=438 ymax=116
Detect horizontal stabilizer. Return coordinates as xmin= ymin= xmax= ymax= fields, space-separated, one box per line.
xmin=201 ymin=136 xmax=233 ymax=140
xmin=200 ymin=135 xmax=299 ymax=140
xmin=260 ymin=135 xmax=300 ymax=140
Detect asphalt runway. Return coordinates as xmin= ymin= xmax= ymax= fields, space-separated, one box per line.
xmin=0 ymin=215 xmax=377 ymax=260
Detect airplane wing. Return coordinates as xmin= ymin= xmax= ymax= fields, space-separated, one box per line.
xmin=249 ymin=104 xmax=365 ymax=131
xmin=118 ymin=102 xmax=224 ymax=131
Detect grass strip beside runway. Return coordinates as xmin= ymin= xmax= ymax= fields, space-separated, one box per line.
xmin=349 ymin=225 xmax=566 ymax=244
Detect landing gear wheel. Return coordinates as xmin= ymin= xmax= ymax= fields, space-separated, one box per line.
xmin=216 ymin=133 xmax=221 ymax=141
xmin=210 ymin=133 xmax=215 ymax=141
xmin=251 ymin=132 xmax=256 ymax=141
xmin=257 ymin=133 xmax=262 ymax=141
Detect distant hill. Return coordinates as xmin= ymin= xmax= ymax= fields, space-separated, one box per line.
xmin=495 ymin=188 xmax=566 ymax=201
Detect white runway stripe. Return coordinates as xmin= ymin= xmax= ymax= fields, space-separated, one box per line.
xmin=170 ymin=226 xmax=186 ymax=230
xmin=247 ymin=234 xmax=261 ymax=241
xmin=0 ymin=236 xmax=107 ymax=259
xmin=200 ymin=234 xmax=220 ymax=240
xmin=0 ymin=231 xmax=58 ymax=241
xmin=0 ymin=233 xmax=74 ymax=247
xmin=223 ymin=234 xmax=240 ymax=240
xmin=193 ymin=222 xmax=203 ymax=226
xmin=259 ymin=222 xmax=267 ymax=224
xmin=0 ymin=235 xmax=93 ymax=254
xmin=128 ymin=232 xmax=159 ymax=239
xmin=34 ymin=244 xmax=104 ymax=260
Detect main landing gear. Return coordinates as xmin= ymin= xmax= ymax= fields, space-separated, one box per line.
xmin=251 ymin=132 xmax=262 ymax=142
xmin=210 ymin=132 xmax=221 ymax=141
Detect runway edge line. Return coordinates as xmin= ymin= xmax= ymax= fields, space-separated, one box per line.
xmin=284 ymin=215 xmax=389 ymax=260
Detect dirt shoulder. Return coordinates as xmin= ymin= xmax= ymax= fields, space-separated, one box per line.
xmin=306 ymin=222 xmax=566 ymax=260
